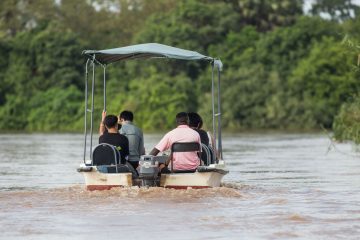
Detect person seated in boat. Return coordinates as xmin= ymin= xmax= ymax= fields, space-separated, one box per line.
xmin=149 ymin=112 xmax=201 ymax=172
xmin=188 ymin=112 xmax=209 ymax=146
xmin=118 ymin=110 xmax=145 ymax=170
xmin=99 ymin=114 xmax=129 ymax=164
xmin=188 ymin=112 xmax=215 ymax=164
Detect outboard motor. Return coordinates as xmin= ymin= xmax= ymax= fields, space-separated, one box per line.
xmin=139 ymin=155 xmax=159 ymax=187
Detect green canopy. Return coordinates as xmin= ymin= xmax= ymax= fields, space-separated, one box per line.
xmin=83 ymin=43 xmax=221 ymax=67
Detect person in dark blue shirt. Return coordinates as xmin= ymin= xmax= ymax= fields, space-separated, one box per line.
xmin=99 ymin=115 xmax=129 ymax=163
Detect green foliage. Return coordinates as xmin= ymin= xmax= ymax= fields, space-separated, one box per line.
xmin=226 ymin=0 xmax=303 ymax=31
xmin=252 ymin=16 xmax=339 ymax=77
xmin=208 ymin=16 xmax=347 ymax=130
xmin=0 ymin=0 xmax=360 ymax=135
xmin=135 ymin=0 xmax=240 ymax=52
xmin=0 ymin=94 xmax=28 ymax=130
xmin=208 ymin=26 xmax=261 ymax=68
xmin=29 ymin=23 xmax=85 ymax=90
xmin=0 ymin=86 xmax=83 ymax=132
xmin=0 ymin=22 xmax=85 ymax=132
xmin=289 ymin=37 xmax=359 ymax=128
xmin=133 ymin=0 xmax=240 ymax=80
xmin=330 ymin=32 xmax=360 ymax=142
xmin=26 ymin=86 xmax=83 ymax=131
xmin=0 ymin=37 xmax=10 ymax=104
xmin=333 ymin=95 xmax=360 ymax=144
xmin=123 ymin=67 xmax=197 ymax=130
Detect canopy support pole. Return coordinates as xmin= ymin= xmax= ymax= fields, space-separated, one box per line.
xmin=217 ymin=66 xmax=223 ymax=160
xmin=90 ymin=58 xmax=95 ymax=162
xmin=83 ymin=59 xmax=90 ymax=163
xmin=103 ymin=65 xmax=107 ymax=111
xmin=211 ymin=62 xmax=217 ymax=152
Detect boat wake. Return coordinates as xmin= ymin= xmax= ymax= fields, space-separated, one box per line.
xmin=74 ymin=184 xmax=243 ymax=199
xmin=0 ymin=183 xmax=243 ymax=203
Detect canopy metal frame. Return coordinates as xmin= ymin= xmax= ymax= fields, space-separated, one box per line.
xmin=82 ymin=43 xmax=223 ymax=164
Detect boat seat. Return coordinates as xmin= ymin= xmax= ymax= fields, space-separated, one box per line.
xmin=92 ymin=143 xmax=122 ymax=166
xmin=171 ymin=142 xmax=200 ymax=152
xmin=91 ymin=143 xmax=127 ymax=174
xmin=170 ymin=142 xmax=200 ymax=173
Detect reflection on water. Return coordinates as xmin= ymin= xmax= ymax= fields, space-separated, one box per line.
xmin=0 ymin=133 xmax=360 ymax=239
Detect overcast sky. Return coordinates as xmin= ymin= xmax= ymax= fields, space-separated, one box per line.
xmin=303 ymin=0 xmax=360 ymax=13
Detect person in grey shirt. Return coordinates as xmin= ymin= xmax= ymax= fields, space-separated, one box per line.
xmin=118 ymin=110 xmax=145 ymax=170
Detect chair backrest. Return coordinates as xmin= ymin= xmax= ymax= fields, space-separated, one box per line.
xmin=171 ymin=142 xmax=201 ymax=152
xmin=92 ymin=143 xmax=121 ymax=166
xmin=170 ymin=142 xmax=200 ymax=173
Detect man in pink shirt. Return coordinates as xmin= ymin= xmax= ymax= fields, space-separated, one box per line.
xmin=149 ymin=112 xmax=201 ymax=172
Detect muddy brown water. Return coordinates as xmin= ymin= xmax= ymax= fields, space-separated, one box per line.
xmin=0 ymin=133 xmax=359 ymax=239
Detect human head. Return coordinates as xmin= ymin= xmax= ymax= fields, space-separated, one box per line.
xmin=188 ymin=112 xmax=203 ymax=129
xmin=176 ymin=112 xmax=189 ymax=126
xmin=119 ymin=110 xmax=134 ymax=122
xmin=104 ymin=115 xmax=118 ymax=129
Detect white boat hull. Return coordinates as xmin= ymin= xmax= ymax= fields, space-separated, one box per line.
xmin=78 ymin=162 xmax=228 ymax=191
xmin=160 ymin=171 xmax=225 ymax=189
xmin=81 ymin=168 xmax=132 ymax=191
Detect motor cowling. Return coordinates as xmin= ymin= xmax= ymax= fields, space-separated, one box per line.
xmin=139 ymin=155 xmax=159 ymax=186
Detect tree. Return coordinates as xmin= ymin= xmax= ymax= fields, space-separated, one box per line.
xmin=0 ymin=37 xmax=10 ymax=105
xmin=252 ymin=16 xmax=339 ymax=78
xmin=0 ymin=0 xmax=56 ymax=37
xmin=288 ymin=37 xmax=360 ymax=128
xmin=213 ymin=17 xmax=341 ymax=129
xmin=225 ymin=0 xmax=304 ymax=31
xmin=26 ymin=86 xmax=83 ymax=131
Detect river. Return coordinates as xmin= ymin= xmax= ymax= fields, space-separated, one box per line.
xmin=0 ymin=133 xmax=359 ymax=239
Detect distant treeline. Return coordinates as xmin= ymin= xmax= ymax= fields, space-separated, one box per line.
xmin=0 ymin=0 xmax=359 ymax=142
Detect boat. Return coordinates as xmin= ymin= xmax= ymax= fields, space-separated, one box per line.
xmin=77 ymin=43 xmax=228 ymax=190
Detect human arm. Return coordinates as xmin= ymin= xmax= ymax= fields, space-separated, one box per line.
xmin=124 ymin=137 xmax=130 ymax=160
xmin=149 ymin=148 xmax=171 ymax=171
xmin=149 ymin=148 xmax=160 ymax=156
xmin=150 ymin=133 xmax=170 ymax=169
xmin=99 ymin=111 xmax=106 ymax=136
xmin=140 ymin=132 xmax=145 ymax=155
xmin=149 ymin=132 xmax=170 ymax=156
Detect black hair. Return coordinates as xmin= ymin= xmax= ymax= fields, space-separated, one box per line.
xmin=176 ymin=112 xmax=189 ymax=125
xmin=188 ymin=112 xmax=203 ymax=129
xmin=119 ymin=110 xmax=134 ymax=121
xmin=104 ymin=115 xmax=118 ymax=129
